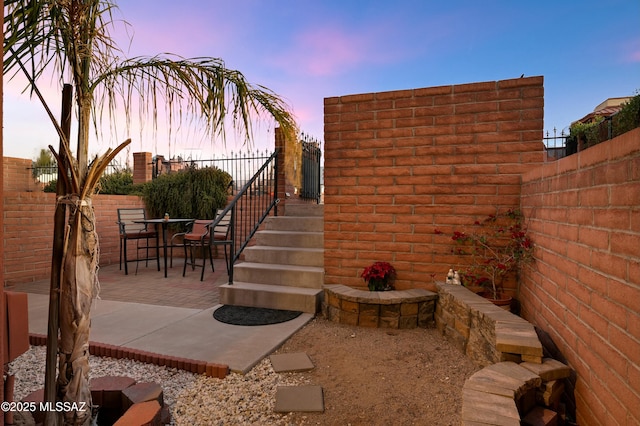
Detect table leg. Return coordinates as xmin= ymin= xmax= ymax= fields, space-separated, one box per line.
xmin=162 ymin=222 xmax=168 ymax=277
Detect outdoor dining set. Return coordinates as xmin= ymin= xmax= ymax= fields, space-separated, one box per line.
xmin=116 ymin=208 xmax=233 ymax=281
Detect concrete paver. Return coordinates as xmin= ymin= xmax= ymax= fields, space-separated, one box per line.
xmin=274 ymin=386 xmax=324 ymax=413
xmin=269 ymin=353 xmax=315 ymax=373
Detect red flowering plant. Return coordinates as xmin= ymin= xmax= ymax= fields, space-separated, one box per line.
xmin=435 ymin=209 xmax=534 ymax=300
xmin=361 ymin=261 xmax=397 ymax=291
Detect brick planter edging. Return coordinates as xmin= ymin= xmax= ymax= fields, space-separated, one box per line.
xmin=322 ymin=284 xmax=437 ymax=329
xmin=29 ymin=334 xmax=229 ymax=379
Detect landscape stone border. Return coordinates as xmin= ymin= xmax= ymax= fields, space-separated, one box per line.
xmin=433 ymin=283 xmax=572 ymax=425
xmin=322 ymin=284 xmax=437 ymax=329
xmin=29 ymin=334 xmax=229 ymax=378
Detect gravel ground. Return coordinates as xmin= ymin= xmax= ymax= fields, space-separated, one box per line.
xmin=9 ymin=317 xmax=479 ymax=425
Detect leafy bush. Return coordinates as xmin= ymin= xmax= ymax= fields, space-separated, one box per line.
xmin=613 ymin=92 xmax=640 ymax=137
xmin=97 ymin=170 xmax=135 ymax=195
xmin=43 ymin=180 xmax=58 ymax=193
xmin=140 ymin=166 xmax=232 ymax=220
xmin=569 ymin=92 xmax=640 ymax=149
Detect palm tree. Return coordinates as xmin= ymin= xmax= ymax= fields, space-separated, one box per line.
xmin=3 ymin=1 xmax=297 ymax=424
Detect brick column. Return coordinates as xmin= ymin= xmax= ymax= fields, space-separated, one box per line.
xmin=132 ymin=152 xmax=152 ymax=185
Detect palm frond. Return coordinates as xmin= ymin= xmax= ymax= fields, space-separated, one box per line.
xmin=92 ymin=55 xmax=297 ymax=145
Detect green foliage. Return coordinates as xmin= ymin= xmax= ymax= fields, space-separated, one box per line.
xmin=569 ymin=117 xmax=605 ymax=149
xmin=32 ymin=148 xmax=56 ymax=178
xmin=613 ymin=92 xmax=640 ymax=137
xmin=569 ymin=92 xmax=640 ymax=149
xmin=97 ymin=170 xmax=135 ymax=195
xmin=43 ymin=180 xmax=57 ymax=193
xmin=141 ymin=166 xmax=232 ymax=220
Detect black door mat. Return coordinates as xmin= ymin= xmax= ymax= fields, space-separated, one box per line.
xmin=213 ymin=305 xmax=303 ymax=326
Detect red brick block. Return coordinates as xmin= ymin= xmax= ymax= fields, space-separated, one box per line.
xmin=21 ymin=388 xmax=45 ymax=424
xmin=122 ymin=382 xmax=164 ymax=411
xmin=113 ymin=400 xmax=162 ymax=426
xmin=521 ymin=406 xmax=558 ymax=426
xmin=91 ymin=376 xmax=136 ymax=410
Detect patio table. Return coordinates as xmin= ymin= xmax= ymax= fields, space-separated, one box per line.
xmin=134 ymin=218 xmax=194 ymax=277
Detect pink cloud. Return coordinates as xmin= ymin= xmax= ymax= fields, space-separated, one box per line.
xmin=618 ymin=37 xmax=640 ymax=64
xmin=272 ymin=24 xmax=397 ymax=77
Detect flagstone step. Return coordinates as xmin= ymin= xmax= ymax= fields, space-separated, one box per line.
xmin=263 ymin=215 xmax=324 ymax=232
xmin=243 ymin=246 xmax=323 ymax=267
xmin=233 ymin=262 xmax=323 ymax=289
xmin=219 ymin=282 xmax=323 ymax=314
xmin=254 ymin=230 xmax=323 ymax=248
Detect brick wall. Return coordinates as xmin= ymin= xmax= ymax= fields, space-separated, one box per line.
xmin=520 ymin=127 xmax=640 ymax=425
xmin=324 ymin=76 xmax=545 ymax=292
xmin=3 ymin=157 xmax=42 ymax=192
xmin=3 ymin=192 xmax=145 ymax=286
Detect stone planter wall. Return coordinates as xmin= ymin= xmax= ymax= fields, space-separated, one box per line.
xmin=322 ymin=284 xmax=437 ymax=329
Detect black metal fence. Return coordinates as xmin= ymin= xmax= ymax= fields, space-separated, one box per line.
xmin=300 ymin=139 xmax=322 ymax=203
xmin=29 ymin=163 xmax=123 ymax=186
xmin=152 ymin=151 xmax=273 ymax=193
xmin=213 ymin=150 xmax=279 ymax=283
xmin=543 ymin=128 xmax=569 ymax=160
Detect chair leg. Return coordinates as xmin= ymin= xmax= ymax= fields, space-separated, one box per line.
xmin=224 ymin=244 xmax=230 ymax=274
xmin=123 ymin=238 xmax=129 ymax=275
xmin=182 ymin=242 xmax=189 ymax=277
xmin=119 ymin=239 xmax=123 ymax=270
xmin=200 ymin=244 xmax=206 ymax=281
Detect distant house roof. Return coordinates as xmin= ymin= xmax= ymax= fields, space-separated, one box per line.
xmin=575 ymin=97 xmax=631 ymax=124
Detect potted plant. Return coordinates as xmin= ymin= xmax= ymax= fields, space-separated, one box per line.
xmin=436 ymin=209 xmax=534 ymax=309
xmin=361 ymin=261 xmax=397 ymax=291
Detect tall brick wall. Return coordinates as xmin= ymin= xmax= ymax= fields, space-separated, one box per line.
xmin=520 ymin=127 xmax=640 ymax=425
xmin=3 ymin=157 xmax=42 ymax=192
xmin=3 ymin=192 xmax=145 ymax=286
xmin=324 ymin=76 xmax=545 ymax=292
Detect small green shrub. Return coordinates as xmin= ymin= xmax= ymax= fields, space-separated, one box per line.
xmin=97 ymin=170 xmax=135 ymax=195
xmin=613 ymin=92 xmax=640 ymax=137
xmin=140 ymin=166 xmax=232 ymax=220
xmin=43 ymin=180 xmax=57 ymax=193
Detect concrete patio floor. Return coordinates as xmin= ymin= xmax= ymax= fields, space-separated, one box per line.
xmin=7 ymin=257 xmax=313 ymax=373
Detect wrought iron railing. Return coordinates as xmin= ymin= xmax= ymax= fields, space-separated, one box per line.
xmin=300 ymin=139 xmax=322 ymax=202
xmin=211 ymin=150 xmax=279 ymax=283
xmin=152 ymin=151 xmax=273 ymax=192
xmin=29 ymin=163 xmax=124 ymax=186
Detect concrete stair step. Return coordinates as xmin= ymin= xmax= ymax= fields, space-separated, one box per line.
xmin=285 ymin=204 xmax=324 ymax=217
xmin=233 ymin=262 xmax=323 ymax=288
xmin=263 ymin=216 xmax=323 ymax=232
xmin=243 ymin=246 xmax=323 ymax=267
xmin=219 ymin=282 xmax=323 ymax=314
xmin=255 ymin=230 xmax=323 ymax=249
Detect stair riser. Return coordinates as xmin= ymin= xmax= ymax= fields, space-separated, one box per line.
xmin=234 ymin=266 xmax=323 ymax=289
xmin=255 ymin=231 xmax=323 ymax=249
xmin=220 ymin=286 xmax=322 ymax=314
xmin=264 ymin=216 xmax=323 ymax=232
xmin=285 ymin=204 xmax=324 ymax=217
xmin=243 ymin=247 xmax=323 ymax=267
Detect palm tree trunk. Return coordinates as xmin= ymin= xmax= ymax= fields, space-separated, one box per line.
xmin=57 ymin=199 xmax=98 ymax=426
xmin=44 ymin=84 xmax=74 ymax=426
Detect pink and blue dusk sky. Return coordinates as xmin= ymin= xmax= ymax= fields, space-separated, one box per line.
xmin=3 ymin=0 xmax=639 ymax=162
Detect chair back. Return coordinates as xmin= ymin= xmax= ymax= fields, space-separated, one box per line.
xmin=212 ymin=209 xmax=233 ymax=241
xmin=117 ymin=208 xmax=148 ymax=234
xmin=185 ymin=220 xmax=212 ymax=241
